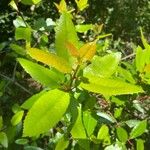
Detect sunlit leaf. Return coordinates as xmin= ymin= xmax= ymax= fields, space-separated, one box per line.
xmin=54 ymin=0 xmax=67 ymax=13
xmin=75 ymin=0 xmax=88 ymax=11
xmin=66 ymin=41 xmax=79 ymax=57
xmin=85 ymin=53 xmax=121 ymax=77
xmin=71 ymin=106 xmax=87 ymax=139
xmin=27 ymin=48 xmax=72 ymax=73
xmin=11 ymin=111 xmax=24 ymax=126
xmin=23 ymin=89 xmax=70 ymax=137
xmin=130 ymin=120 xmax=147 ymax=139
xmin=55 ymin=12 xmax=79 ymax=63
xmin=79 ymin=41 xmax=97 ymax=61
xmin=18 ymin=58 xmax=64 ymax=88
xmin=21 ymin=0 xmax=41 ymax=5
xmin=75 ymin=24 xmax=93 ymax=33
xmin=97 ymin=124 xmax=109 ymax=140
xmin=80 ymin=75 xmax=143 ymax=96
xmin=136 ymin=139 xmax=144 ymax=150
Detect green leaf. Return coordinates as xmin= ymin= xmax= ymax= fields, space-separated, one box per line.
xmin=23 ymin=89 xmax=70 ymax=137
xmin=15 ymin=138 xmax=28 ymax=145
xmin=80 ymin=75 xmax=143 ymax=96
xmin=18 ymin=58 xmax=64 ymax=88
xmin=75 ymin=24 xmax=93 ymax=33
xmin=85 ymin=53 xmax=121 ymax=77
xmin=21 ymin=0 xmax=41 ymax=5
xmin=97 ymin=124 xmax=109 ymax=140
xmin=75 ymin=0 xmax=88 ymax=11
xmin=0 ymin=132 xmax=8 ymax=148
xmin=71 ymin=106 xmax=87 ymax=139
xmin=97 ymin=112 xmax=117 ymax=123
xmin=10 ymin=44 xmax=26 ymax=56
xmin=136 ymin=139 xmax=144 ymax=150
xmin=15 ymin=27 xmax=31 ymax=43
xmin=55 ymin=12 xmax=78 ymax=63
xmin=27 ymin=48 xmax=72 ymax=73
xmin=83 ymin=111 xmax=97 ymax=137
xmin=125 ymin=120 xmax=141 ymax=128
xmin=117 ymin=66 xmax=136 ymax=84
xmin=0 ymin=117 xmax=3 ymax=130
xmin=55 ymin=136 xmax=69 ymax=150
xmin=140 ymin=28 xmax=150 ymax=50
xmin=21 ymin=90 xmax=47 ymax=110
xmin=130 ymin=120 xmax=147 ymax=139
xmin=24 ymin=146 xmax=43 ymax=150
xmin=116 ymin=127 xmax=128 ymax=142
xmin=11 ymin=111 xmax=24 ymax=126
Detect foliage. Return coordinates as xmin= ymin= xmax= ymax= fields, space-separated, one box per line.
xmin=0 ymin=0 xmax=150 ymax=150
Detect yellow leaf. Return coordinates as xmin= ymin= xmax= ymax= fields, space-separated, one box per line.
xmin=144 ymin=64 xmax=150 ymax=73
xmin=66 ymin=41 xmax=79 ymax=57
xmin=54 ymin=0 xmax=67 ymax=13
xmin=79 ymin=41 xmax=97 ymax=61
xmin=28 ymin=48 xmax=72 ymax=73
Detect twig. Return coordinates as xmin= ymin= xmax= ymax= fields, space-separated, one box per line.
xmin=0 ymin=73 xmax=32 ymax=95
xmin=121 ymin=53 xmax=135 ymax=61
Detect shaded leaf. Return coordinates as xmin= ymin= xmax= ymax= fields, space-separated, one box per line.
xmin=0 ymin=132 xmax=8 ymax=148
xmin=116 ymin=127 xmax=128 ymax=142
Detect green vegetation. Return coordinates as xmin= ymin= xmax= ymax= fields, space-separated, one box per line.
xmin=0 ymin=0 xmax=150 ymax=149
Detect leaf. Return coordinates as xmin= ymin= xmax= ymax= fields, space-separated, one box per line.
xmin=140 ymin=28 xmax=150 ymax=50
xmin=15 ymin=27 xmax=31 ymax=43
xmin=85 ymin=53 xmax=121 ymax=77
xmin=55 ymin=136 xmax=69 ymax=150
xmin=21 ymin=0 xmax=41 ymax=5
xmin=98 ymin=34 xmax=112 ymax=39
xmin=75 ymin=24 xmax=93 ymax=33
xmin=116 ymin=127 xmax=128 ymax=142
xmin=18 ymin=58 xmax=64 ymax=88
xmin=10 ymin=44 xmax=26 ymax=56
xmin=9 ymin=0 xmax=18 ymax=11
xmin=136 ymin=139 xmax=144 ymax=150
xmin=23 ymin=89 xmax=70 ymax=137
xmin=11 ymin=111 xmax=24 ymax=126
xmin=97 ymin=124 xmax=109 ymax=140
xmin=125 ymin=120 xmax=141 ymax=128
xmin=130 ymin=120 xmax=147 ymax=139
xmin=66 ymin=41 xmax=79 ymax=57
xmin=27 ymin=48 xmax=72 ymax=73
xmin=80 ymin=75 xmax=143 ymax=96
xmin=71 ymin=106 xmax=87 ymax=139
xmin=0 ymin=132 xmax=8 ymax=148
xmin=135 ymin=46 xmax=147 ymax=72
xmin=15 ymin=138 xmax=28 ymax=145
xmin=24 ymin=146 xmax=44 ymax=150
xmin=79 ymin=41 xmax=97 ymax=61
xmin=21 ymin=90 xmax=47 ymax=110
xmin=97 ymin=112 xmax=117 ymax=123
xmin=75 ymin=0 xmax=88 ymax=11
xmin=54 ymin=0 xmax=67 ymax=13
xmin=83 ymin=111 xmax=97 ymax=137
xmin=55 ymin=12 xmax=79 ymax=63
xmin=117 ymin=66 xmax=136 ymax=84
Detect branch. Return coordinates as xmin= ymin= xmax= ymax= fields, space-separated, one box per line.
xmin=0 ymin=73 xmax=32 ymax=95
